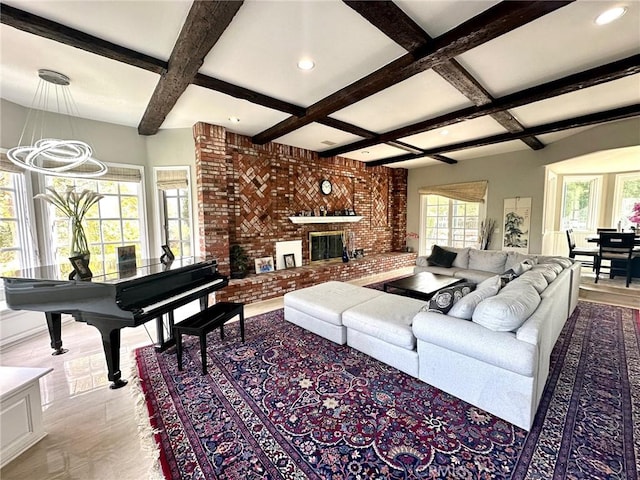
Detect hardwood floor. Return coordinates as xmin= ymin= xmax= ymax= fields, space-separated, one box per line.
xmin=0 ymin=266 xmax=636 ymax=479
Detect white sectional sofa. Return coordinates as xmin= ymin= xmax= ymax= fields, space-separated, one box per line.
xmin=283 ymin=248 xmax=582 ymax=430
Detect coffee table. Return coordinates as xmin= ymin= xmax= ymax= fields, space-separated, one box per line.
xmin=383 ymin=272 xmax=464 ymax=300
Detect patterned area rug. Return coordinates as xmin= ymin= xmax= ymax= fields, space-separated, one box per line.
xmin=134 ymin=301 xmax=639 ymax=479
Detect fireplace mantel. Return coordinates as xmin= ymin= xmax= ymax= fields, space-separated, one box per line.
xmin=288 ymin=216 xmax=363 ymax=224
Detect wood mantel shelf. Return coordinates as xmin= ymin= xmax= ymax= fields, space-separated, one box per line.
xmin=288 ymin=216 xmax=363 ymax=224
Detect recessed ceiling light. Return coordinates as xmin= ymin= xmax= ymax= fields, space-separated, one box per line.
xmin=228 ymin=116 xmax=240 ymax=123
xmin=361 ymin=150 xmax=370 ymax=154
xmin=595 ymin=6 xmax=626 ymax=25
xmin=297 ymin=59 xmax=315 ymax=71
xmin=440 ymin=129 xmax=449 ymax=136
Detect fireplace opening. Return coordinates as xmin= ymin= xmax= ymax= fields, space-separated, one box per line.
xmin=310 ymin=231 xmax=344 ymax=263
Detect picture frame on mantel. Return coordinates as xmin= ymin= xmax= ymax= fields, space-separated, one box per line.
xmin=255 ymin=256 xmax=274 ymax=274
xmin=283 ymin=253 xmax=296 ymax=269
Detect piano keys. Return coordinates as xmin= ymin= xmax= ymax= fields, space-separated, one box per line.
xmin=2 ymin=257 xmax=228 ymax=389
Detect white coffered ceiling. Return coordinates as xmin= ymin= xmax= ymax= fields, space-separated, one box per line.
xmin=1 ymin=0 xmax=638 ymax=169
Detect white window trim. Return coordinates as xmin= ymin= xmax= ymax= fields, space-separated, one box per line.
xmin=560 ymin=174 xmax=602 ymax=232
xmin=612 ymin=171 xmax=640 ymax=229
xmin=152 ymin=166 xmax=194 ymax=258
xmin=34 ymin=162 xmax=149 ymax=266
xmin=418 ymin=194 xmax=486 ymax=255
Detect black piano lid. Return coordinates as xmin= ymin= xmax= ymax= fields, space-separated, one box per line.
xmin=0 ymin=257 xmax=217 ymax=284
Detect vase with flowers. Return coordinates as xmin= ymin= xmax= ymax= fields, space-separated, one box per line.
xmin=629 ymin=201 xmax=640 ymax=235
xmin=405 ymin=232 xmax=419 ymax=252
xmin=35 ymin=186 xmax=104 ymax=260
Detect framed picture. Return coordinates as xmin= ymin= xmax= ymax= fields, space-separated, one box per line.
xmin=283 ymin=253 xmax=296 ymax=269
xmin=69 ymin=255 xmax=92 ymax=280
xmin=117 ymin=245 xmax=137 ymax=273
xmin=255 ymin=256 xmax=274 ymax=274
xmin=160 ymin=244 xmax=175 ymax=264
xmin=502 ymin=197 xmax=531 ymax=254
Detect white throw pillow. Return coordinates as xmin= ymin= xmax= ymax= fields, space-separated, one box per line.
xmin=472 ymin=284 xmax=541 ymax=332
xmin=448 ymin=275 xmax=501 ymax=320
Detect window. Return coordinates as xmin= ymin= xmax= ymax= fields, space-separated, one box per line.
xmin=42 ymin=168 xmax=147 ymax=276
xmin=613 ymin=172 xmax=640 ymax=230
xmin=421 ymin=194 xmax=481 ymax=250
xmin=0 ymin=170 xmax=36 ymax=273
xmin=155 ymin=167 xmax=192 ymax=258
xmin=560 ymin=175 xmax=602 ymax=231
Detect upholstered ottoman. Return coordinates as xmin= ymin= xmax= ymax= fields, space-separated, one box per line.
xmin=283 ymin=281 xmax=385 ymax=344
xmin=342 ymin=295 xmax=427 ymax=377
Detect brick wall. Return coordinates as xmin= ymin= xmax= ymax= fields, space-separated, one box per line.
xmin=217 ymin=252 xmax=417 ymax=304
xmin=193 ymin=122 xmax=410 ymax=303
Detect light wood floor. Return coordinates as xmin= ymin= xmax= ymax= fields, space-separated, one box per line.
xmin=0 ymin=267 xmax=637 ymax=479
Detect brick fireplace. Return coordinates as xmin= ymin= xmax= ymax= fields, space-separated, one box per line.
xmin=193 ymin=122 xmax=410 ymax=303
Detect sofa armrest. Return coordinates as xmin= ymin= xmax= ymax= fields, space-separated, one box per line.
xmin=412 ymin=311 xmax=537 ymax=376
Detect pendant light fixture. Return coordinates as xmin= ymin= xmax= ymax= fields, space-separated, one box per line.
xmin=7 ymin=69 xmax=107 ymax=177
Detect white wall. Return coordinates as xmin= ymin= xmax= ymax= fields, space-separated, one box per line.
xmin=407 ymin=117 xmax=640 ymax=255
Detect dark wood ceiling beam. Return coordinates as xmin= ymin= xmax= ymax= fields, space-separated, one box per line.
xmin=345 ymin=1 xmax=544 ymax=151
xmin=316 ymin=118 xmax=377 ymax=139
xmin=193 ymin=73 xmax=305 ymax=117
xmin=138 ymin=1 xmax=243 ymax=136
xmin=0 ymin=3 xmax=166 ymax=74
xmin=366 ymin=104 xmax=640 ymax=167
xmin=2 ymin=4 xmax=377 ymax=141
xmin=321 ymin=55 xmax=640 ymax=158
xmin=252 ymin=1 xmax=571 ymax=145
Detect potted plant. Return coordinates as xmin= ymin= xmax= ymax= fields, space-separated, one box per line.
xmin=35 ymin=186 xmax=103 ymax=260
xmin=229 ymin=244 xmax=249 ymax=279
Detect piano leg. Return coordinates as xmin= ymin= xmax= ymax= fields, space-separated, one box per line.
xmin=98 ymin=326 xmax=128 ymax=389
xmin=45 ymin=312 xmax=68 ymax=355
xmin=154 ymin=311 xmax=176 ymax=352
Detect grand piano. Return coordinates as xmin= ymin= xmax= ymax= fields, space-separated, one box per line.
xmin=2 ymin=257 xmax=228 ymax=388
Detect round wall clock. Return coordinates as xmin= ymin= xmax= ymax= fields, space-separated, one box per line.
xmin=320 ymin=179 xmax=332 ymax=195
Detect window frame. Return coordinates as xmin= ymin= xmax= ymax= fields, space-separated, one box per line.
xmin=35 ymin=163 xmax=149 ymax=270
xmin=153 ymin=166 xmax=194 ymax=259
xmin=612 ymin=171 xmax=640 ymax=230
xmin=419 ymin=194 xmax=485 ymax=255
xmin=559 ymin=174 xmax=602 ymax=232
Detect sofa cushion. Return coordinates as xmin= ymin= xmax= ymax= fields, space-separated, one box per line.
xmin=441 ymin=246 xmax=470 ymax=268
xmin=425 ymin=282 xmax=476 ymax=314
xmin=468 ymin=249 xmax=507 ymax=273
xmin=505 ymin=252 xmax=538 ymax=271
xmin=448 ymin=275 xmax=501 ymax=320
xmin=414 ymin=265 xmax=462 ymax=277
xmin=538 ymin=256 xmax=572 ymax=269
xmin=427 ymin=245 xmax=457 ymax=268
xmin=472 ymin=284 xmax=541 ymax=332
xmin=283 ymin=281 xmax=384 ymax=326
xmin=531 ymin=264 xmax=559 ymax=283
xmin=342 ymin=295 xmax=426 ymax=350
xmin=453 ymin=269 xmax=496 ymax=284
xmin=512 ymin=260 xmax=535 ymax=276
xmin=508 ymin=270 xmax=548 ymax=293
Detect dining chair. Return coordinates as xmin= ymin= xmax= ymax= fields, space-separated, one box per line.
xmin=595 ymin=232 xmax=639 ymax=287
xmin=565 ymin=229 xmax=598 ymax=268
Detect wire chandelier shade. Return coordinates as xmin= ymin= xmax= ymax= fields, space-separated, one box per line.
xmin=7 ymin=69 xmax=107 ymax=177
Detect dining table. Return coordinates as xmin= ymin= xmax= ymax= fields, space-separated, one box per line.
xmin=585 ymin=233 xmax=640 ymax=280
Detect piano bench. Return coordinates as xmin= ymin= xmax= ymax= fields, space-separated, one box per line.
xmin=173 ymin=302 xmax=245 ymax=374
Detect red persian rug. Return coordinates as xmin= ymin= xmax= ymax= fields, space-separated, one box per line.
xmin=134 ymin=301 xmax=639 ymax=479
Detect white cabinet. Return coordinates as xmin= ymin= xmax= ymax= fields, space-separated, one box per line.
xmin=0 ymin=366 xmax=53 ymax=468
